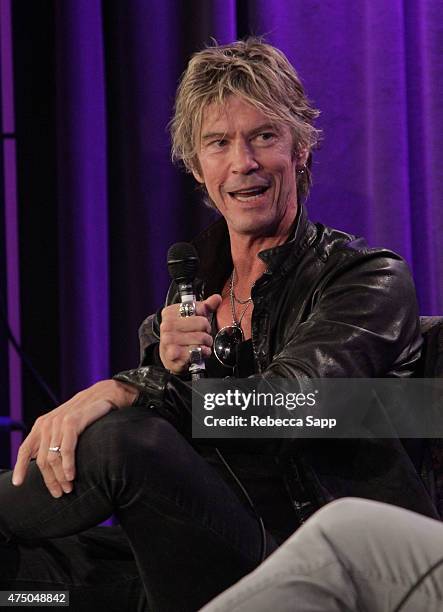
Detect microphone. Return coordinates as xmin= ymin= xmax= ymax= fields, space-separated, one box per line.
xmin=167 ymin=242 xmax=206 ymax=379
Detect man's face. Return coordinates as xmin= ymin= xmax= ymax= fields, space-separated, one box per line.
xmin=193 ymin=96 xmax=301 ymax=239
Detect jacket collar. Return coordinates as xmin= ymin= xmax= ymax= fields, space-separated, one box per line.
xmin=257 ymin=201 xmax=317 ymax=274
xmin=191 ymin=202 xmax=317 ymax=294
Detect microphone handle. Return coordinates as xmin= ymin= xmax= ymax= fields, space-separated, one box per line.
xmin=177 ymin=281 xmax=206 ymax=379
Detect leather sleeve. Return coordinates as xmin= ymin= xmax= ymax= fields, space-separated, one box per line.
xmin=262 ymin=250 xmax=422 ymax=380
xmin=114 ymin=293 xmax=192 ymax=434
xmin=138 ymin=312 xmax=162 ymax=367
xmin=112 ymin=365 xmax=193 ymax=434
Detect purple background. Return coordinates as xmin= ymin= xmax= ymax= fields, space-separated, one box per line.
xmin=1 ymin=0 xmax=442 ymax=454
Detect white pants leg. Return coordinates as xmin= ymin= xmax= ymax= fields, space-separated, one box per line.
xmin=200 ymin=498 xmax=443 ymax=612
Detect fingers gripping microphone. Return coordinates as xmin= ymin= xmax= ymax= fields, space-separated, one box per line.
xmin=167 ymin=242 xmax=206 ymax=380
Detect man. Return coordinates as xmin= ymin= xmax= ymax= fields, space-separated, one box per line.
xmin=0 ymin=39 xmax=437 ymax=611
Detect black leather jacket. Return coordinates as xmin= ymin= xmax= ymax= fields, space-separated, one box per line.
xmin=115 ymin=203 xmax=437 ymax=521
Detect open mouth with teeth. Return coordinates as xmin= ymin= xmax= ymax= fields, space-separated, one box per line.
xmin=228 ymin=185 xmax=270 ymax=202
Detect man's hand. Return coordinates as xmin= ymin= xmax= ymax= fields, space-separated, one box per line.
xmin=159 ymin=294 xmax=222 ymax=374
xmin=12 ymin=379 xmax=137 ymax=497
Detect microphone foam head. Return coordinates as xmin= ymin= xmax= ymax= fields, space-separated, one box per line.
xmin=167 ymin=242 xmax=200 ymax=282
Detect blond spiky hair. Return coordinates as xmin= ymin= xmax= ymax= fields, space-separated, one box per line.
xmin=170 ymin=38 xmax=321 ymax=201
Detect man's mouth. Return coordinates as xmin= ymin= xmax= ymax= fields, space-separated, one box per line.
xmin=228 ymin=185 xmax=270 ymax=202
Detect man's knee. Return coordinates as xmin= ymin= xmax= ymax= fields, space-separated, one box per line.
xmin=77 ymin=407 xmax=186 ymax=472
xmin=306 ymin=497 xmax=421 ymax=555
xmin=308 ymin=497 xmax=378 ymax=535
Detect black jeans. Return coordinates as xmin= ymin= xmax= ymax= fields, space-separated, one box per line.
xmin=0 ymin=407 xmax=290 ymax=611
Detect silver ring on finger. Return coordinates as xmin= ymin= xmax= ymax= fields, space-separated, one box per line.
xmin=48 ymin=446 xmax=61 ymax=453
xmin=179 ymin=301 xmax=196 ymax=318
xmin=189 ymin=346 xmax=203 ymax=364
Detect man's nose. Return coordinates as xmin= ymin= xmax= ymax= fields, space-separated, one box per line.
xmin=230 ymin=141 xmax=259 ymax=174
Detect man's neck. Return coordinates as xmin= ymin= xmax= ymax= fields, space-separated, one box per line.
xmin=227 ymin=230 xmax=290 ymax=295
xmin=228 ymin=207 xmax=297 ymax=287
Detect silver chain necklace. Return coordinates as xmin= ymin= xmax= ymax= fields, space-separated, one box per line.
xmin=213 ymin=272 xmax=253 ymax=368
xmin=231 ymin=270 xmax=253 ymax=305
xmin=229 ymin=271 xmax=252 ymax=330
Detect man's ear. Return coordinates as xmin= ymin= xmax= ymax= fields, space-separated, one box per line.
xmin=296 ymin=147 xmax=309 ymax=168
xmin=191 ymin=160 xmax=205 ymax=184
xmin=192 ymin=168 xmax=204 ymax=184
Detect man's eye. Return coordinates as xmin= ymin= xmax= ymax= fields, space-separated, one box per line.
xmin=256 ymin=132 xmax=276 ymax=143
xmin=209 ymin=139 xmax=227 ymax=148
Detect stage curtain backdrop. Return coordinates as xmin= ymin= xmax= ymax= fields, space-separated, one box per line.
xmin=8 ymin=0 xmax=443 ymax=407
